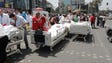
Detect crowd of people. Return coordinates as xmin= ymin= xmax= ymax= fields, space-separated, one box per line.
xmin=0 ymin=8 xmax=107 ymax=63
xmin=0 ymin=8 xmax=107 ymax=30
xmin=49 ymin=11 xmax=106 ymax=29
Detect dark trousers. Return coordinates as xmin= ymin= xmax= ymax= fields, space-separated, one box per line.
xmin=91 ymin=22 xmax=95 ymax=28
xmin=0 ymin=36 xmax=9 ymax=63
xmin=17 ymin=27 xmax=29 ymax=49
xmin=97 ymin=20 xmax=100 ymax=26
xmin=102 ymin=21 xmax=105 ymax=27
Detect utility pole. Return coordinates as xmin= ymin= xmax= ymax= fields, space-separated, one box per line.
xmin=106 ymin=2 xmax=109 ymax=13
xmin=78 ymin=0 xmax=81 ymax=10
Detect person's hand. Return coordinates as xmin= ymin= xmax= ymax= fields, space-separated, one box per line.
xmin=17 ymin=26 xmax=22 ymax=29
xmin=2 ymin=24 xmax=7 ymax=26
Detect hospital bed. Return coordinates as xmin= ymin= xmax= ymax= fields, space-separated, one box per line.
xmin=30 ymin=24 xmax=68 ymax=51
xmin=0 ymin=25 xmax=24 ymax=56
xmin=64 ymin=21 xmax=92 ymax=41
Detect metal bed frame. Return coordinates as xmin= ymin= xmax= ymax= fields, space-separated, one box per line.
xmin=6 ymin=28 xmax=24 ymax=56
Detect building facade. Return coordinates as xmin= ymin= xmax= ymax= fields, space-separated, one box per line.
xmin=0 ymin=0 xmax=4 ymax=7
xmin=71 ymin=0 xmax=85 ymax=10
xmin=3 ymin=0 xmax=47 ymax=11
xmin=32 ymin=0 xmax=47 ymax=10
xmin=99 ymin=0 xmax=112 ymax=10
xmin=13 ymin=0 xmax=30 ymax=10
xmin=60 ymin=0 xmax=85 ymax=11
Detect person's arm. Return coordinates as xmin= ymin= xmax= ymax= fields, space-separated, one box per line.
xmin=59 ymin=17 xmax=64 ymax=24
xmin=20 ymin=16 xmax=28 ymax=27
xmin=50 ymin=17 xmax=54 ymax=22
xmin=6 ymin=14 xmax=11 ymax=25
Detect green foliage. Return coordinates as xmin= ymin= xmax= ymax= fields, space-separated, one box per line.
xmin=88 ymin=0 xmax=103 ymax=13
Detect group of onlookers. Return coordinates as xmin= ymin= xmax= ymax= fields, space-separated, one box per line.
xmin=97 ymin=14 xmax=106 ymax=28
xmin=49 ymin=12 xmax=106 ymax=29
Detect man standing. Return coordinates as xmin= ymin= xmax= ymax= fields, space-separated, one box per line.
xmin=9 ymin=13 xmax=30 ymax=49
xmin=0 ymin=9 xmax=10 ymax=26
xmin=90 ymin=14 xmax=96 ymax=28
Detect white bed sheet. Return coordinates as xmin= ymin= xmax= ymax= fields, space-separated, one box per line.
xmin=48 ymin=24 xmax=66 ymax=42
xmin=70 ymin=21 xmax=92 ymax=34
xmin=0 ymin=25 xmax=19 ymax=39
xmin=63 ymin=21 xmax=92 ymax=35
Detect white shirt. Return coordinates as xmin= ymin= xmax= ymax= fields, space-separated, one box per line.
xmin=59 ymin=16 xmax=70 ymax=24
xmin=0 ymin=13 xmax=10 ymax=25
xmin=26 ymin=14 xmax=32 ymax=28
xmin=67 ymin=14 xmax=73 ymax=20
xmin=15 ymin=15 xmax=27 ymax=27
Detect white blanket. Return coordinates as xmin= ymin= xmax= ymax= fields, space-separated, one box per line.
xmin=0 ymin=25 xmax=19 ymax=39
xmin=0 ymin=24 xmax=6 ymax=37
xmin=70 ymin=21 xmax=92 ymax=34
xmin=48 ymin=24 xmax=66 ymax=42
xmin=63 ymin=21 xmax=92 ymax=35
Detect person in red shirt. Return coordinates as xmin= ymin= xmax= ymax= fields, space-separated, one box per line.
xmin=90 ymin=13 xmax=96 ymax=28
xmin=32 ymin=12 xmax=47 ymax=31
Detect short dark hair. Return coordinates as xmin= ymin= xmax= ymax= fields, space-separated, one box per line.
xmin=9 ymin=13 xmax=15 ymax=18
xmin=36 ymin=12 xmax=40 ymax=16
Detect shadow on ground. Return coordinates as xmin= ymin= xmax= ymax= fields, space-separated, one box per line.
xmin=73 ymin=34 xmax=95 ymax=44
xmin=32 ymin=39 xmax=70 ymax=58
xmin=7 ymin=39 xmax=70 ymax=63
xmin=7 ymin=48 xmax=32 ymax=63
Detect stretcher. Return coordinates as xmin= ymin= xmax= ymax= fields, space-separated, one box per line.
xmin=0 ymin=25 xmax=24 ymax=56
xmin=64 ymin=21 xmax=92 ymax=41
xmin=31 ymin=24 xmax=68 ymax=51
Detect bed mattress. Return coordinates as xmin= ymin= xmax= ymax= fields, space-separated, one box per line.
xmin=47 ymin=24 xmax=67 ymax=42
xmin=0 ymin=25 xmax=19 ymax=39
xmin=63 ymin=21 xmax=92 ymax=35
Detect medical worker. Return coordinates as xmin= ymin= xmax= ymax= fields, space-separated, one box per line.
xmin=0 ymin=9 xmax=10 ymax=26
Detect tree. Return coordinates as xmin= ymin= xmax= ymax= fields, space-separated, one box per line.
xmin=46 ymin=1 xmax=54 ymax=13
xmin=59 ymin=2 xmax=65 ymax=13
xmin=90 ymin=0 xmax=102 ymax=12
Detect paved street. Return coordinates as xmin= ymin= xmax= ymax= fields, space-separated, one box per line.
xmin=8 ymin=25 xmax=112 ymax=63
